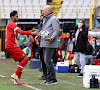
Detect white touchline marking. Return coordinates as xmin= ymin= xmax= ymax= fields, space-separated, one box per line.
xmin=0 ymin=75 xmax=8 ymax=77
xmin=23 ymin=84 xmax=42 ymax=90
xmin=10 ymin=79 xmax=42 ymax=90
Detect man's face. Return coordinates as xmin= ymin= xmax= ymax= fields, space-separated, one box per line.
xmin=13 ymin=14 xmax=19 ymax=22
xmin=43 ymin=8 xmax=50 ymax=16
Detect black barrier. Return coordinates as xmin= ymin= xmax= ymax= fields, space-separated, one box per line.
xmin=62 ymin=21 xmax=75 ymax=33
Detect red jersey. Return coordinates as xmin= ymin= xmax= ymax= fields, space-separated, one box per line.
xmin=5 ymin=20 xmax=31 ymax=48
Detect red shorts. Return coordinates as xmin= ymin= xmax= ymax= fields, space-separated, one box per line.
xmin=6 ymin=45 xmax=26 ymax=62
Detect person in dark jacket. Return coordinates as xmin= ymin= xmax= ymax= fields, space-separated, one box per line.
xmin=92 ymin=38 xmax=100 ymax=58
xmin=91 ymin=37 xmax=100 ymax=65
xmin=36 ymin=14 xmax=47 ymax=80
xmin=85 ymin=41 xmax=95 ymax=65
xmin=72 ymin=19 xmax=88 ymax=77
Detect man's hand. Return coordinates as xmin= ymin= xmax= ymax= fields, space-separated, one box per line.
xmin=72 ymin=38 xmax=75 ymax=42
xmin=43 ymin=37 xmax=51 ymax=41
xmin=31 ymin=31 xmax=39 ymax=35
xmin=31 ymin=28 xmax=39 ymax=32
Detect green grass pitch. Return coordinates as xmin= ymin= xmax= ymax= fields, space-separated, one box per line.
xmin=0 ymin=58 xmax=97 ymax=90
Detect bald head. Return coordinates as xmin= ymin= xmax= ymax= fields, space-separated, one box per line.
xmin=43 ymin=5 xmax=52 ymax=16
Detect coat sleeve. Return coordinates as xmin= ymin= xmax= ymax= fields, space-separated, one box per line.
xmin=51 ymin=18 xmax=60 ymax=40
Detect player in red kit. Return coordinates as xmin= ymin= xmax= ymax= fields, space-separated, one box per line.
xmin=5 ymin=10 xmax=39 ymax=84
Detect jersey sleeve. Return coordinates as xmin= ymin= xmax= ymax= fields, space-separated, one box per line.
xmin=16 ymin=28 xmax=31 ymax=35
xmin=9 ymin=22 xmax=31 ymax=35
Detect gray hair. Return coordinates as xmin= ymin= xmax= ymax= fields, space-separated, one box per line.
xmin=44 ymin=5 xmax=52 ymax=12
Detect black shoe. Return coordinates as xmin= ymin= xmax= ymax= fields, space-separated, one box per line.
xmin=77 ymin=73 xmax=83 ymax=77
xmin=40 ymin=76 xmax=46 ymax=80
xmin=40 ymin=79 xmax=57 ymax=85
xmin=45 ymin=80 xmax=57 ymax=85
xmin=40 ymin=81 xmax=49 ymax=84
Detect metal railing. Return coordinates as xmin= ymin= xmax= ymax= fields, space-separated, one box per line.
xmin=0 ymin=29 xmax=6 ymax=56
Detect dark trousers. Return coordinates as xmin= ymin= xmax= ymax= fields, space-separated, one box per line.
xmin=43 ymin=47 xmax=56 ymax=81
xmin=39 ymin=47 xmax=47 ymax=77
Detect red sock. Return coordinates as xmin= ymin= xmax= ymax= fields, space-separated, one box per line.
xmin=15 ymin=59 xmax=28 ymax=78
xmin=18 ymin=72 xmax=22 ymax=79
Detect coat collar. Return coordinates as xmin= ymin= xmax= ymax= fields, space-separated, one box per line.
xmin=44 ymin=12 xmax=54 ymax=19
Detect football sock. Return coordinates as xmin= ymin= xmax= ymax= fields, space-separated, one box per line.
xmin=15 ymin=59 xmax=28 ymax=78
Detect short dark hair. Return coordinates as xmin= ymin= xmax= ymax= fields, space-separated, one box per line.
xmin=10 ymin=10 xmax=18 ymax=17
xmin=78 ymin=19 xmax=85 ymax=24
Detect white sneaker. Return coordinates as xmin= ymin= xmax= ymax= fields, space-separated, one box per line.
xmin=11 ymin=73 xmax=19 ymax=84
xmin=14 ymin=80 xmax=19 ymax=84
xmin=11 ymin=73 xmax=18 ymax=79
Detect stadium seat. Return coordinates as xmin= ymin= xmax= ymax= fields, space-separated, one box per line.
xmin=1 ymin=7 xmax=4 ymax=13
xmin=11 ymin=0 xmax=18 ymax=6
xmin=4 ymin=7 xmax=12 ymax=12
xmin=1 ymin=13 xmax=5 ymax=18
xmin=0 ymin=0 xmax=3 ymax=6
xmin=86 ymin=8 xmax=90 ymax=13
xmin=32 ymin=0 xmax=40 ymax=5
xmin=86 ymin=7 xmax=94 ymax=13
xmin=77 ymin=13 xmax=85 ymax=19
xmin=83 ymin=2 xmax=89 ymax=6
xmin=62 ymin=0 xmax=70 ymax=6
xmin=22 ymin=7 xmax=26 ymax=12
xmin=77 ymin=7 xmax=81 ymax=13
xmin=0 ymin=0 xmax=95 ymax=19
xmin=70 ymin=0 xmax=77 ymax=6
xmin=34 ymin=13 xmax=41 ymax=19
xmin=80 ymin=7 xmax=87 ymax=12
xmin=70 ymin=13 xmax=76 ymax=19
xmin=33 ymin=7 xmax=41 ymax=13
xmin=12 ymin=7 xmax=19 ymax=12
xmin=63 ymin=13 xmax=71 ymax=19
xmin=27 ymin=13 xmax=34 ymax=19
xmin=63 ymin=7 xmax=67 ymax=12
xmin=67 ymin=7 xmax=74 ymax=12
xmin=62 ymin=2 xmax=69 ymax=6
xmin=40 ymin=1 xmax=47 ymax=6
xmin=18 ymin=0 xmax=25 ymax=6
xmin=18 ymin=13 xmax=21 ymax=18
xmin=3 ymin=0 xmax=11 ymax=6
xmin=84 ymin=13 xmax=90 ymax=19
xmin=89 ymin=0 xmax=94 ymax=6
xmin=73 ymin=8 xmax=76 ymax=13
xmin=5 ymin=13 xmax=10 ymax=19
xmin=25 ymin=0 xmax=32 ymax=6
xmin=77 ymin=0 xmax=84 ymax=6
xmin=57 ymin=13 xmax=62 ymax=18
xmin=26 ymin=7 xmax=33 ymax=12
xmin=22 ymin=13 xmax=27 ymax=19
xmin=59 ymin=8 xmax=62 ymax=13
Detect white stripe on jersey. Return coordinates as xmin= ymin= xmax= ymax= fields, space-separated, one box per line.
xmin=14 ymin=27 xmax=19 ymax=35
xmin=14 ymin=27 xmax=19 ymax=32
